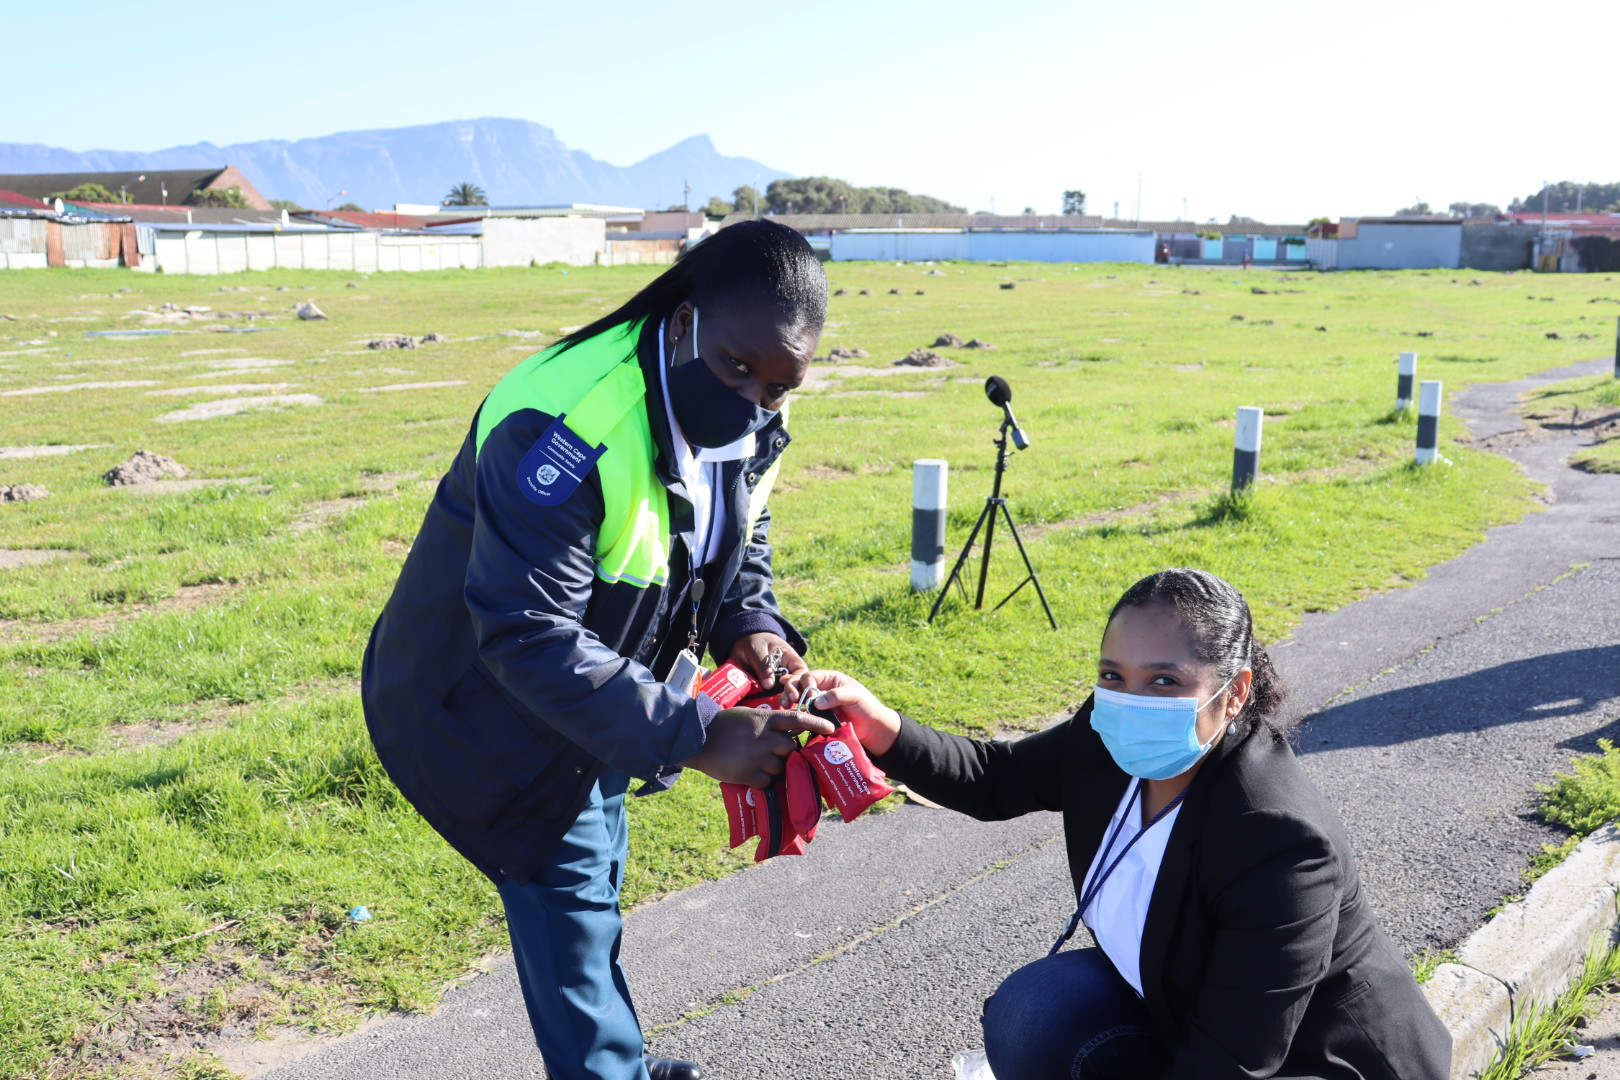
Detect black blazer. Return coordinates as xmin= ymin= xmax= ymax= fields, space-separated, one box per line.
xmin=873 ymin=699 xmax=1451 ymax=1080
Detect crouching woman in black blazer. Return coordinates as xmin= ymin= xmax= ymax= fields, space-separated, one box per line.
xmin=806 ymin=568 xmax=1451 ymax=1079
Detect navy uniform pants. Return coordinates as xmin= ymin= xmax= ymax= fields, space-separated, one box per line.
xmin=497 ymin=768 xmax=651 ymax=1080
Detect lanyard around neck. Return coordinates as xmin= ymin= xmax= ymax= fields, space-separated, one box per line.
xmin=1048 ymin=780 xmax=1187 ymax=956
xmin=684 ymin=459 xmax=722 ymax=653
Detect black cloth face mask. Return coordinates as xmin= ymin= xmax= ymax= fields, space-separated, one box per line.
xmin=667 ymin=307 xmax=776 ymax=448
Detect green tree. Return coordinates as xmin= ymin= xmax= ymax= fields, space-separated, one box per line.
xmin=731 ymin=185 xmax=762 ymax=215
xmin=1394 ymin=201 xmax=1432 ymax=216
xmin=336 ymin=202 xmax=364 ymax=212
xmin=1021 ymin=206 xmax=1036 ymax=215
xmin=49 ymin=182 xmax=116 ymax=204
xmin=1447 ymin=201 xmax=1500 ymax=219
xmin=1062 ymin=190 xmax=1087 ymax=215
xmin=1228 ymin=214 xmax=1261 ymax=225
xmin=1508 ymin=181 xmax=1620 ymax=215
xmin=763 ymin=177 xmax=963 ymax=215
xmin=702 ymin=196 xmax=733 ymax=218
xmin=188 ymin=186 xmax=251 ymax=209
xmin=444 ymin=182 xmax=488 ymax=207
xmin=269 ymin=198 xmax=307 ymax=213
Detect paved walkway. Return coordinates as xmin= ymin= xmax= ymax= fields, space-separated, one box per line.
xmin=258 ymin=359 xmax=1620 ymax=1080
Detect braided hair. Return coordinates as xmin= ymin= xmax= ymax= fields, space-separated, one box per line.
xmin=1106 ymin=568 xmax=1291 ymax=739
xmin=555 ymin=218 xmax=826 ymax=354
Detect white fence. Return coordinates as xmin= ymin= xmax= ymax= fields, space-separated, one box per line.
xmin=149 ymin=229 xmax=483 ymax=274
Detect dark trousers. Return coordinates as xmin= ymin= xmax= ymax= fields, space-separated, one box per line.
xmin=983 ymin=948 xmax=1168 ymax=1080
xmin=497 ymin=768 xmax=650 ymax=1080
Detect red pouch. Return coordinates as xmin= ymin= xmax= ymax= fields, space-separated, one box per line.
xmin=698 ymin=663 xmax=763 ymax=709
xmin=784 ymin=749 xmax=822 ymax=846
xmin=802 ymin=730 xmax=895 ymax=823
xmin=721 ymin=781 xmax=762 ymax=849
xmin=724 ymin=752 xmax=823 ymax=862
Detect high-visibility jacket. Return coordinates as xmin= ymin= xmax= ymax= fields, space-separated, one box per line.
xmin=362 ymin=318 xmax=800 ymax=884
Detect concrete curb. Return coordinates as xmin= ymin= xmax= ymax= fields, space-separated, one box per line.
xmin=1421 ymin=824 xmax=1620 ymax=1079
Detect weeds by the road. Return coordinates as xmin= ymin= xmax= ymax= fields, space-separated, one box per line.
xmin=1541 ymin=738 xmax=1620 ymax=835
xmin=1479 ymin=908 xmax=1620 ymax=1079
xmin=0 ymin=262 xmax=1608 ymax=1075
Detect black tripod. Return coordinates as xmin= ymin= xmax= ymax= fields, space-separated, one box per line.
xmin=927 ymin=415 xmax=1058 ymax=630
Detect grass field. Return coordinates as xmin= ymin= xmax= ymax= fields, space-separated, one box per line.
xmin=1 ymin=260 xmax=1616 ymax=1077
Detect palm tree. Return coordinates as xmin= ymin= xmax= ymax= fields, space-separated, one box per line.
xmin=444 ymin=182 xmax=488 ymax=207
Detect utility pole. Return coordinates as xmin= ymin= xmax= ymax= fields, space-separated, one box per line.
xmin=1182 ymin=196 xmax=1188 ymax=222
xmin=1542 ymin=180 xmax=1549 ymax=229
xmin=683 ymin=179 xmax=690 ymax=213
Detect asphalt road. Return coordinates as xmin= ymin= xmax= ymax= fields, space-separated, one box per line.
xmin=258 ymin=359 xmax=1620 ymax=1080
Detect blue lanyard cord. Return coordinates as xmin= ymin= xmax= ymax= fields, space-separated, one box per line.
xmin=1048 ymin=782 xmax=1189 ymax=956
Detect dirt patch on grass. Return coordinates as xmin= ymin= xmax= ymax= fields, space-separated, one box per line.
xmin=0 ymin=380 xmax=158 ymax=396
xmin=0 ymin=549 xmax=66 ymax=569
xmin=157 ymin=394 xmax=323 ymax=423
xmin=0 ymin=582 xmax=240 ymax=645
xmin=1016 ymin=493 xmax=1193 ymax=542
xmin=0 ymin=443 xmax=108 ymax=459
xmin=356 ymin=380 xmax=467 ymax=393
xmin=290 ymin=496 xmax=366 ymax=532
xmin=146 ymin=382 xmax=293 ymax=397
xmin=800 ymin=364 xmax=923 ymax=393
xmin=104 ymin=450 xmax=190 ymax=486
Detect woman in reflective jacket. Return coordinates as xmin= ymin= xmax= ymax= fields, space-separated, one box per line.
xmin=363 ymin=221 xmax=835 ymax=1080
xmin=805 ymin=568 xmax=1451 ymax=1080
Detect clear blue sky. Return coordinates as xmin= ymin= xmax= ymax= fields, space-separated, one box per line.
xmin=10 ymin=0 xmax=1611 ymax=222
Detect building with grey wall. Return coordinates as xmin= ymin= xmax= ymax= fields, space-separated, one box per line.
xmin=828 ymin=228 xmax=1155 ymax=263
xmin=1335 ymin=219 xmax=1463 ymax=270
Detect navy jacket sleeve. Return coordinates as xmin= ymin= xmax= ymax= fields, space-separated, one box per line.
xmin=708 ymin=500 xmax=807 ymax=663
xmin=871 ymin=713 xmax=1067 ymax=819
xmin=464 ymin=410 xmax=715 ymax=782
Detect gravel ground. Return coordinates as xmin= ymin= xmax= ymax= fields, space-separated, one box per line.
xmin=260 ymin=359 xmax=1620 ymax=1080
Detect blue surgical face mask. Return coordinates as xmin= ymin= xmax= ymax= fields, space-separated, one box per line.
xmin=1088 ymin=676 xmax=1235 ymax=781
xmin=666 ymin=307 xmax=776 ymax=449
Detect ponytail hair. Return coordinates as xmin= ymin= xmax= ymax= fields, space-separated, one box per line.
xmin=554 ymin=218 xmax=826 ymax=355
xmin=1106 ymin=567 xmax=1292 ymax=740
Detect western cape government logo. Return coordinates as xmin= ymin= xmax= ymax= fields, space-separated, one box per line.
xmin=823 ymin=739 xmax=854 ymax=766
xmin=516 ymin=414 xmax=606 ymax=507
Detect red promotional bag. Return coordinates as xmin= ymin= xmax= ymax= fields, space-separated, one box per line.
xmin=722 ymin=757 xmax=822 ymax=863
xmin=801 ymin=730 xmax=895 ymax=823
xmin=697 ymin=662 xmax=763 ymax=709
xmin=721 ymin=780 xmax=763 ymax=849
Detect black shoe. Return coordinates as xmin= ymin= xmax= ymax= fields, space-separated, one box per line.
xmin=644 ymin=1054 xmax=704 ymax=1080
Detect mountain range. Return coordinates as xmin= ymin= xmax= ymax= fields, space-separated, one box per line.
xmin=0 ymin=118 xmax=793 ymax=211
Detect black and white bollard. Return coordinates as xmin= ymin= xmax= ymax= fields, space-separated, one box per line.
xmin=1415 ymin=380 xmax=1443 ymax=465
xmin=911 ymin=459 xmax=948 ymax=592
xmin=1397 ymin=352 xmax=1417 ymax=411
xmin=1232 ymin=407 xmax=1263 ymax=491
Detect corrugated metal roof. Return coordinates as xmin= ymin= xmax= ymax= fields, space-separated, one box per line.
xmin=0 ymin=168 xmax=231 ymax=206
xmin=79 ymin=203 xmax=291 ymax=227
xmin=1345 ymin=216 xmax=1462 ymax=226
xmin=298 ymin=210 xmax=434 ymax=231
xmin=0 ymin=189 xmax=50 ymax=210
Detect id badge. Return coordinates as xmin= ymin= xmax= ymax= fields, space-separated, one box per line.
xmin=664 ymin=648 xmax=704 ymax=695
